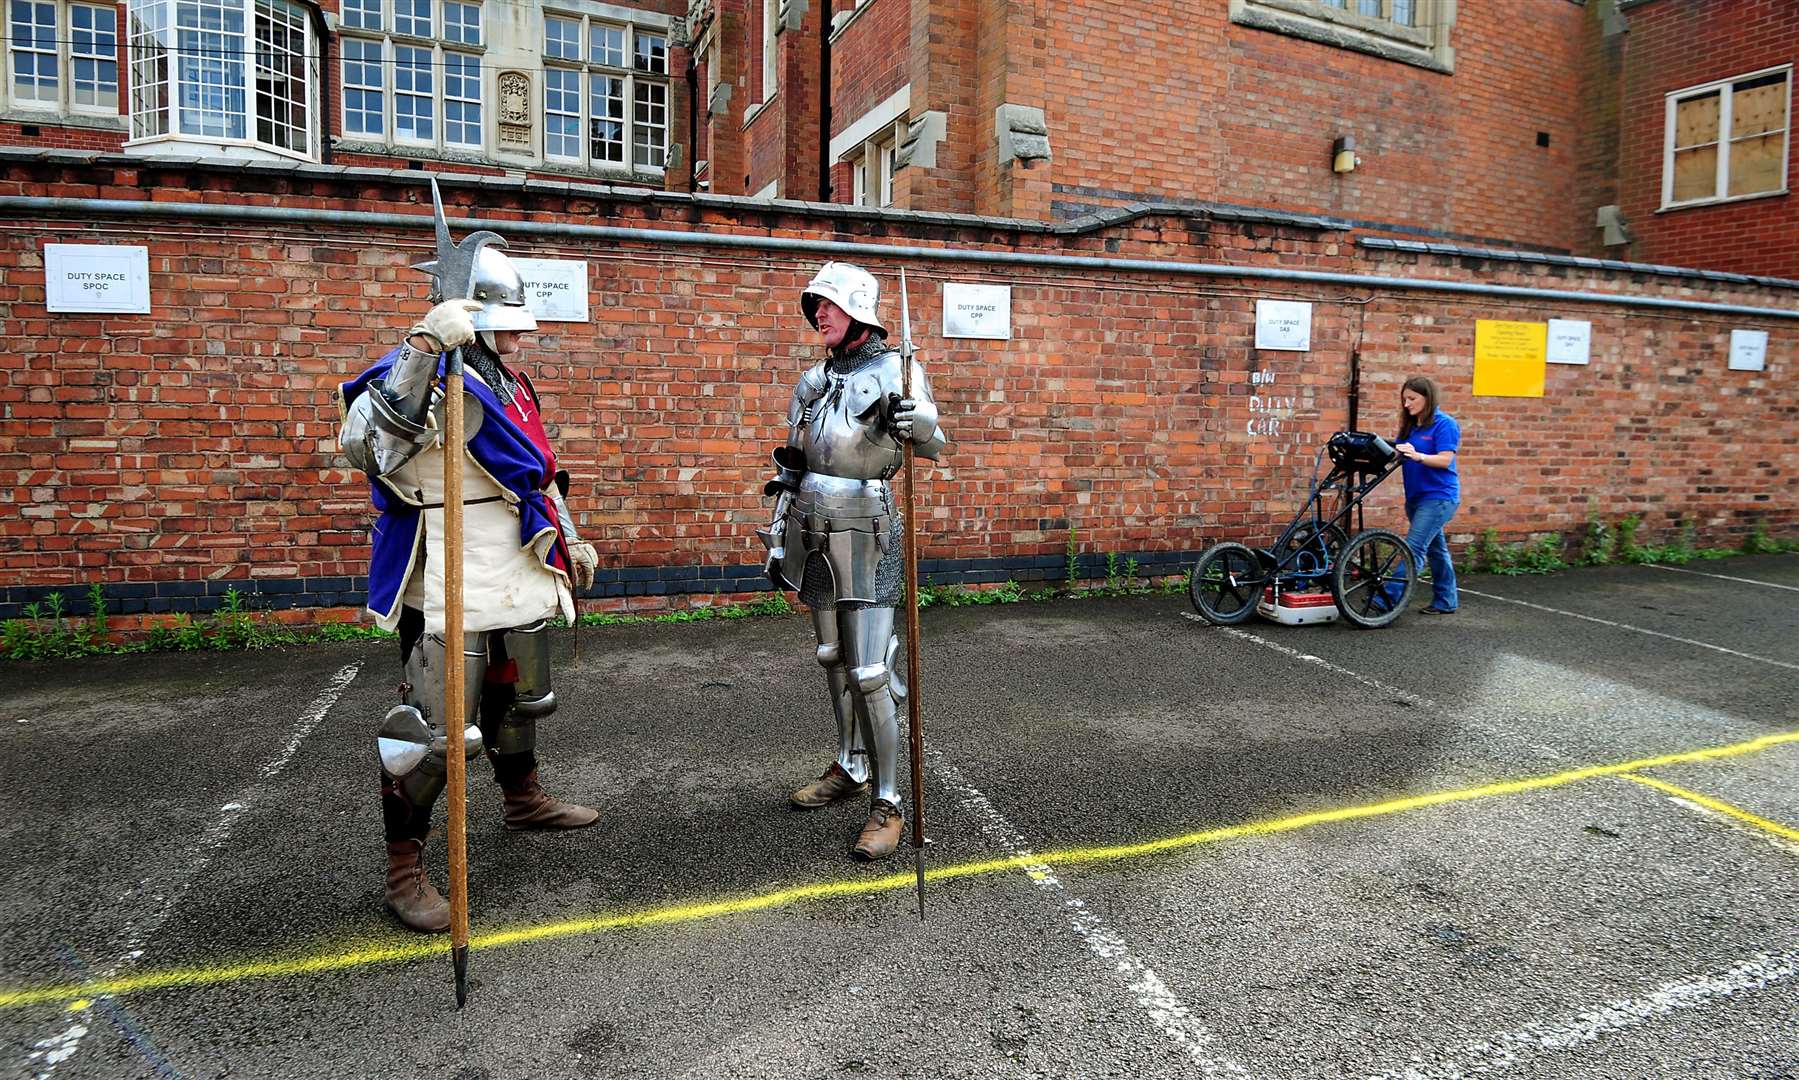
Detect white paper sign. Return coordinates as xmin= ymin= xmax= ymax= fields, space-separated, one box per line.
xmin=1547 ymin=319 xmax=1591 ymax=365
xmin=511 ymin=258 xmax=589 ymax=322
xmin=942 ymin=282 xmax=1011 ymax=339
xmin=1254 ymin=299 xmax=1312 ymax=351
xmin=1728 ymin=329 xmax=1768 ymax=371
xmin=44 ymin=244 xmax=150 ymax=314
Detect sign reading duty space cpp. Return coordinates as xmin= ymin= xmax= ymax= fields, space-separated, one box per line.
xmin=942 ymin=282 xmax=1011 ymax=339
xmin=511 ymin=258 xmax=590 ymax=322
xmin=44 ymin=244 xmax=151 ymax=314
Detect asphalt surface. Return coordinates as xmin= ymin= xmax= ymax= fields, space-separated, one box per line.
xmin=1 ymin=557 xmax=1795 ymax=1080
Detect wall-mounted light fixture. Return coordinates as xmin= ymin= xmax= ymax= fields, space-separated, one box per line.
xmin=1331 ymin=135 xmax=1360 ymax=175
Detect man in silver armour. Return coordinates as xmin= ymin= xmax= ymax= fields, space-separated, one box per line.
xmin=338 ymin=193 xmax=600 ymax=932
xmin=760 ymin=262 xmax=946 ymax=861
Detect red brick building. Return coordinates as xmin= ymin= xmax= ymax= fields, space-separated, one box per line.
xmin=1599 ymin=0 xmax=1799 ymax=277
xmin=692 ymin=0 xmax=1797 ymax=274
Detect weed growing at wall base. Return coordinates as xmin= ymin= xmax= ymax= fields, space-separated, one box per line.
xmin=2 ymin=586 xmax=393 ymax=662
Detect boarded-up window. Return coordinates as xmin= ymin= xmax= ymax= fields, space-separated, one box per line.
xmin=1666 ymin=69 xmax=1790 ymax=206
xmin=1728 ymin=72 xmax=1788 ymax=197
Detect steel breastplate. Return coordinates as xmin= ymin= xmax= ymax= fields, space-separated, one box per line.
xmin=795 ymin=363 xmax=903 ymax=481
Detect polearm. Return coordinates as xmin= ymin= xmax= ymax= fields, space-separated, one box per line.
xmin=897 ymin=268 xmax=928 ymax=921
xmin=414 ymin=178 xmax=501 ymax=1006
xmin=441 ymin=344 xmax=472 ymax=1007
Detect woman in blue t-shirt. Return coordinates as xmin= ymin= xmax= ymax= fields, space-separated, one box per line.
xmin=1391 ymin=375 xmax=1460 ymax=614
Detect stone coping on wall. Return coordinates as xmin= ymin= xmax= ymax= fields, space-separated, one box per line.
xmin=1359 ymin=236 xmax=1799 ymax=292
xmin=10 ymin=148 xmax=1793 ymax=297
xmin=0 ymin=147 xmax=1333 ymax=239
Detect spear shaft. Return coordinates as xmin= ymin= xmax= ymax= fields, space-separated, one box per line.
xmin=442 ymin=347 xmax=471 ymax=1006
xmin=898 ymin=269 xmax=927 ymax=921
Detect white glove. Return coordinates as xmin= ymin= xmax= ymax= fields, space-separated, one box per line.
xmin=569 ymin=541 xmax=598 ymax=591
xmin=410 ymin=298 xmax=482 ymax=352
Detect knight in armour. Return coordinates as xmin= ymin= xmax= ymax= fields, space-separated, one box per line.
xmin=759 ymin=262 xmax=946 ymax=861
xmin=337 ymin=187 xmax=600 ymax=933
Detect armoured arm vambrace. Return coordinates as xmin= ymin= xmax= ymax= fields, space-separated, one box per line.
xmin=341 ymin=341 xmax=484 ymax=478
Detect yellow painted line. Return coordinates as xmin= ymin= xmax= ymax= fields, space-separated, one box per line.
xmin=1623 ymin=773 xmax=1799 ymax=844
xmin=1 ymin=728 xmax=1795 ymax=1011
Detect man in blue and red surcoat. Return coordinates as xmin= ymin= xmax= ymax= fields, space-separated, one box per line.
xmin=338 ymin=223 xmax=600 ymax=933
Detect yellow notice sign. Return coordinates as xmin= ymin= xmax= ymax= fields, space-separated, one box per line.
xmin=1472 ymin=320 xmax=1548 ymax=397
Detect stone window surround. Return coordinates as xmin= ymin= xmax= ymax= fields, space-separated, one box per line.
xmin=1659 ymin=64 xmax=1792 ymax=213
xmin=4 ymin=0 xmax=123 ymax=120
xmin=337 ymin=24 xmax=489 ymax=155
xmin=1228 ymin=0 xmax=1456 ymax=75
xmin=541 ymin=9 xmax=671 ymax=174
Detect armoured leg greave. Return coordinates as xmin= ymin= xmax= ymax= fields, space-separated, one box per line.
xmin=812 ymin=610 xmax=869 ymax=784
xmin=377 ymin=627 xmax=486 ymax=837
xmin=489 ymin=621 xmax=555 ymax=757
xmin=842 ymin=606 xmax=904 ymax=809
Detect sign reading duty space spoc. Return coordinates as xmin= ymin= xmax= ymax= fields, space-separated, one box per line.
xmin=511 ymin=257 xmax=590 ymax=323
xmin=44 ymin=243 xmax=151 ymax=314
xmin=942 ymin=282 xmax=1011 ymax=339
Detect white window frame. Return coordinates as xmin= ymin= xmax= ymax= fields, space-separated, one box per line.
xmin=1660 ymin=64 xmax=1792 ymax=212
xmin=126 ymin=0 xmax=319 ymax=159
xmin=338 ymin=0 xmax=487 ymax=155
xmin=849 ymin=118 xmax=901 ymax=208
xmin=4 ymin=0 xmax=121 ymax=118
xmin=760 ymin=0 xmax=777 ymax=104
xmin=541 ymin=10 xmax=668 ymax=175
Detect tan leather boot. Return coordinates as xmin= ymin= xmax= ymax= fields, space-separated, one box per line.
xmin=385 ymin=839 xmax=450 ymax=933
xmin=502 ymin=769 xmax=599 ymax=831
xmin=790 ymin=763 xmax=868 ymax=810
xmin=851 ymin=800 xmax=904 ymax=861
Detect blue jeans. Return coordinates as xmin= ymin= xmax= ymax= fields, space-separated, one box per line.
xmin=1397 ymin=498 xmax=1459 ymax=611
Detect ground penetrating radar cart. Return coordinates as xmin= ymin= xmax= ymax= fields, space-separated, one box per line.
xmin=1188 ymin=431 xmax=1416 ymax=630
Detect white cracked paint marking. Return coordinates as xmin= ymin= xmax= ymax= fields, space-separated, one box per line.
xmin=1367 ymin=951 xmax=1799 ymax=1080
xmin=24 ymin=662 xmax=361 ymax=1079
xmin=1458 ymin=588 xmax=1799 ymax=673
xmin=930 ymin=750 xmax=1250 ymax=1078
xmin=24 ymin=1024 xmax=88 ymax=1070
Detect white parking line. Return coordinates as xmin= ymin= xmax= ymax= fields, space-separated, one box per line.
xmin=929 ymin=750 xmax=1250 ymax=1079
xmin=1366 ymin=950 xmax=1799 ymax=1080
xmin=23 ymin=662 xmax=362 ymax=1080
xmin=1644 ymin=563 xmax=1799 ymax=593
xmin=1181 ymin=615 xmax=1569 ymax=763
xmin=1181 ymin=615 xmax=1439 ymax=710
xmin=1458 ymin=588 xmax=1799 ymax=673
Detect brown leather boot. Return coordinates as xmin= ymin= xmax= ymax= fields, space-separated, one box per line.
xmin=790 ymin=763 xmax=868 ymax=810
xmin=385 ymin=839 xmax=450 ymax=933
xmin=502 ymin=769 xmax=599 ymax=831
xmin=851 ymin=800 xmax=904 ymax=861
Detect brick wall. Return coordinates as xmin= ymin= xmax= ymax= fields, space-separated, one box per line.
xmin=0 ymin=157 xmax=1792 ymax=626
xmin=1037 ymin=0 xmax=1586 ymax=249
xmin=1 ymin=123 xmax=126 ymax=154
xmin=829 ymin=0 xmax=909 ymax=144
xmin=1615 ymin=0 xmax=1799 ymax=277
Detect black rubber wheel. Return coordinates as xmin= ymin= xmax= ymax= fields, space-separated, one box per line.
xmin=1331 ymin=529 xmax=1415 ymax=629
xmin=1279 ymin=521 xmax=1348 ymax=582
xmin=1188 ymin=542 xmax=1266 ymax=625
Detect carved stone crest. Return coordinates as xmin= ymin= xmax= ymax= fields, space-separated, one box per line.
xmin=498 ymin=71 xmax=531 ymax=149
